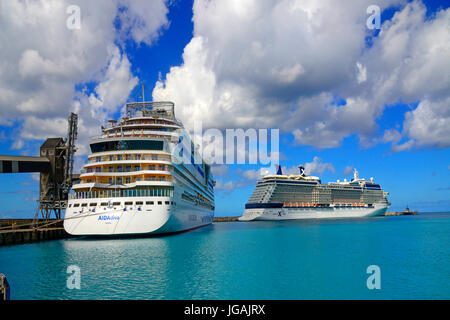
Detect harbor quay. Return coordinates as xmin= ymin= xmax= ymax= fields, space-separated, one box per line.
xmin=0 ymin=217 xmax=240 ymax=246
xmin=0 ymin=219 xmax=71 ymax=246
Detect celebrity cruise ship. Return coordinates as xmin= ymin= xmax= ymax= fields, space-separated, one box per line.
xmin=64 ymin=101 xmax=215 ymax=236
xmin=240 ymin=165 xmax=389 ymax=221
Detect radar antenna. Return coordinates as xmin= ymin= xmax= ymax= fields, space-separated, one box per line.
xmin=353 ymin=168 xmax=359 ymax=181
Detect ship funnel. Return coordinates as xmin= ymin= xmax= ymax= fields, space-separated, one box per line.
xmin=298 ymin=165 xmax=305 ymax=177
xmin=276 ymin=164 xmax=282 ymax=175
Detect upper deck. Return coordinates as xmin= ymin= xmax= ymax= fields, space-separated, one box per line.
xmin=257 ymin=167 xmax=381 ymax=191
xmin=89 ymin=101 xmax=183 ymax=144
xmin=125 ymin=101 xmax=176 ymax=120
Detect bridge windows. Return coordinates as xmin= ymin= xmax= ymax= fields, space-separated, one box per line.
xmin=90 ymin=140 xmax=164 ymax=153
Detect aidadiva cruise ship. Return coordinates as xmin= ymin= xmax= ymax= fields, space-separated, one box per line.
xmin=64 ymin=101 xmax=215 ymax=236
xmin=239 ymin=166 xmax=389 ymax=221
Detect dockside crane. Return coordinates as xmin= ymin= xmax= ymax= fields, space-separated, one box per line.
xmin=0 ymin=113 xmax=79 ymax=221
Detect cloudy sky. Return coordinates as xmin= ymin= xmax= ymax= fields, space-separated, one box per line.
xmin=0 ymin=0 xmax=449 ymax=218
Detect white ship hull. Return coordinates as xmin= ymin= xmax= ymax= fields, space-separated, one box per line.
xmin=239 ymin=203 xmax=388 ymax=221
xmin=64 ymin=101 xmax=216 ymax=236
xmin=64 ymin=193 xmax=213 ymax=236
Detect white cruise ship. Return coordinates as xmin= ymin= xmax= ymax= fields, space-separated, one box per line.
xmin=64 ymin=101 xmax=215 ymax=236
xmin=240 ymin=166 xmax=389 ymax=221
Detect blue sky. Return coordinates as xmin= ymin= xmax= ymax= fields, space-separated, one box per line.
xmin=0 ymin=0 xmax=449 ymax=218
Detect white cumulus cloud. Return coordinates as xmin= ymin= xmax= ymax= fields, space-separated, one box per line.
xmin=0 ymin=0 xmax=170 ymax=156
xmin=153 ymin=0 xmax=450 ymax=151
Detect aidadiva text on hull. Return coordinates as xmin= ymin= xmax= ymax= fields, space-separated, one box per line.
xmin=64 ymin=101 xmax=215 ymax=236
xmin=240 ymin=166 xmax=389 ymax=221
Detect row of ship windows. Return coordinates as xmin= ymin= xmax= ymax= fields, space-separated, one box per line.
xmin=69 ymin=187 xmax=174 ymax=199
xmin=108 ymin=119 xmax=175 ymax=128
xmin=88 ymin=154 xmax=170 ymax=163
xmin=84 ymin=176 xmax=170 ymax=184
xmin=85 ymin=164 xmax=168 ymax=173
xmin=69 ymin=201 xmax=176 ymax=208
xmin=107 ymin=127 xmax=174 ymax=134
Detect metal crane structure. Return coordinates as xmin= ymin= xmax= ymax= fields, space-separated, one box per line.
xmin=38 ymin=113 xmax=78 ymax=220
xmin=0 ymin=113 xmax=79 ymax=221
xmin=62 ymin=113 xmax=78 ymax=194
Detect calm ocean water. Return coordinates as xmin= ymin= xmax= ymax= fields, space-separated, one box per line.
xmin=0 ymin=212 xmax=449 ymax=300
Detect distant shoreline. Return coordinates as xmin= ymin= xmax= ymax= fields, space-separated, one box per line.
xmin=213 ymin=216 xmax=240 ymax=222
xmin=385 ymin=211 xmax=418 ymax=216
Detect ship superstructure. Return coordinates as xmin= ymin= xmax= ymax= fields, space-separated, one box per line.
xmin=240 ymin=166 xmax=389 ymax=221
xmin=64 ymin=101 xmax=215 ymax=235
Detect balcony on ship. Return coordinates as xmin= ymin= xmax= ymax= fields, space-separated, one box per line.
xmin=85 ymin=153 xmax=172 ymax=165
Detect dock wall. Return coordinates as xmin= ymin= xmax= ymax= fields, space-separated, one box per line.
xmin=0 ymin=219 xmax=71 ymax=246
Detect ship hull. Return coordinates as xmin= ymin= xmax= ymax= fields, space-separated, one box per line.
xmin=239 ymin=203 xmax=388 ymax=221
xmin=64 ymin=195 xmax=213 ymax=236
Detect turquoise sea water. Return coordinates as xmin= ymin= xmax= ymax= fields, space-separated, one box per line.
xmin=0 ymin=212 xmax=449 ymax=300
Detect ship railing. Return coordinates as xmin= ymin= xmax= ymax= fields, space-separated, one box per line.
xmin=74 ymin=175 xmax=173 ymax=185
xmin=125 ymin=101 xmax=175 ymax=119
xmin=81 ymin=166 xmax=171 ymax=174
xmin=103 ymin=118 xmax=180 ymax=128
xmin=86 ymin=155 xmax=171 ymax=164
xmin=89 ymin=131 xmax=177 ymax=141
